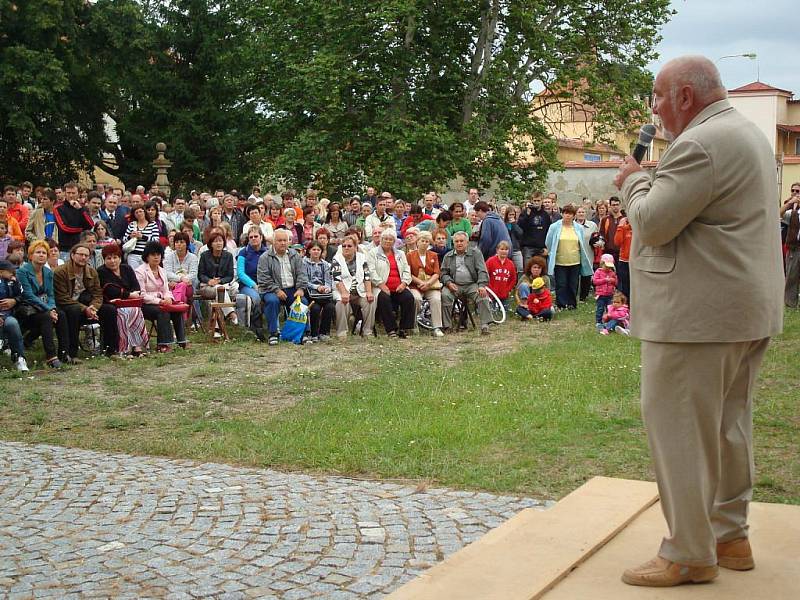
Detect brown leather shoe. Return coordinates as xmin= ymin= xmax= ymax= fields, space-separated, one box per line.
xmin=622 ymin=556 xmax=718 ymax=587
xmin=717 ymin=538 xmax=755 ymax=570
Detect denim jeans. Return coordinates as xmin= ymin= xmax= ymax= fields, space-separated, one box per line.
xmin=553 ymin=264 xmax=580 ymax=308
xmin=262 ymin=287 xmax=308 ymax=335
xmin=595 ymin=295 xmax=613 ymax=324
xmin=239 ymin=285 xmax=263 ymax=330
xmin=1 ymin=315 xmax=25 ymax=358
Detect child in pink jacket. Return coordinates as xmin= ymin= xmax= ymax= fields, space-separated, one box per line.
xmin=601 ymin=291 xmax=630 ymax=335
xmin=593 ymin=253 xmax=617 ymax=328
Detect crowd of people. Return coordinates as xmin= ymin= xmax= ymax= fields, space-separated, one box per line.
xmin=2 ymin=177 xmax=793 ymax=373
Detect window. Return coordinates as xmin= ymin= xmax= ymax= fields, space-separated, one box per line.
xmin=795 ymin=137 xmax=800 ymax=155
xmin=584 ymin=153 xmax=601 ymax=162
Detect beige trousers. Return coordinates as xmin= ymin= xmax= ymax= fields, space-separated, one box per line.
xmin=640 ymin=338 xmax=770 ymax=566
xmin=334 ymin=295 xmax=376 ymax=337
xmin=410 ymin=287 xmax=443 ymax=329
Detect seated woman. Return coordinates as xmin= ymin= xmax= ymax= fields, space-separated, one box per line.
xmin=218 ymin=221 xmax=239 ymax=254
xmin=123 ymin=205 xmax=160 ymax=269
xmin=93 ymin=220 xmax=116 ymax=250
xmin=97 ymin=243 xmax=148 ymax=356
xmin=303 ymin=241 xmax=334 ymax=341
xmin=266 ymin=203 xmax=285 ymax=230
xmin=280 ymin=208 xmax=303 ymax=245
xmin=135 ymin=241 xmax=187 ymax=352
xmin=368 ymin=229 xmax=415 ymax=338
xmin=15 ymin=240 xmax=67 ymax=368
xmin=44 ymin=237 xmax=63 ymax=271
xmin=237 ymin=227 xmax=268 ymax=340
xmin=324 ymin=202 xmax=348 ymax=244
xmin=163 ymin=231 xmax=198 ymax=304
xmin=198 ymin=230 xmax=238 ymax=328
xmin=314 ymin=228 xmax=337 ymax=262
xmin=406 ymin=231 xmax=444 ymax=337
xmin=331 ymin=235 xmax=375 ymax=338
xmin=241 ymin=203 xmax=274 ymax=244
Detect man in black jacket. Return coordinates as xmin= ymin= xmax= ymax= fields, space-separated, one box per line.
xmin=518 ymin=193 xmax=551 ymax=264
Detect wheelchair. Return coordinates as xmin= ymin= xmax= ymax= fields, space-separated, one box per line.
xmin=417 ymin=287 xmax=506 ymax=330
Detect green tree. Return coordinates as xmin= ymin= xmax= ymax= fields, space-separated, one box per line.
xmin=246 ymin=0 xmax=672 ymax=201
xmin=90 ymin=0 xmax=267 ymax=193
xmin=0 ymin=0 xmax=108 ymax=184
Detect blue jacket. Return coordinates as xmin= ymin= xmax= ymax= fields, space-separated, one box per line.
xmin=478 ymin=212 xmax=512 ymax=260
xmin=544 ymin=220 xmax=593 ymax=277
xmin=0 ymin=275 xmax=24 ymax=317
xmin=16 ymin=263 xmax=56 ymax=312
xmin=237 ymin=244 xmax=267 ymax=289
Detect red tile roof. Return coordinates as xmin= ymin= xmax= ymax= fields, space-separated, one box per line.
xmin=778 ymin=125 xmax=800 ymax=134
xmin=729 ymin=81 xmax=794 ymax=95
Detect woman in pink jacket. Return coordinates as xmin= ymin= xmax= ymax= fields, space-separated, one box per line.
xmin=135 ymin=241 xmax=187 ymax=352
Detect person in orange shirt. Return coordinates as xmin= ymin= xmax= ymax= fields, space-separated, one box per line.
xmin=613 ymin=216 xmax=632 ymax=300
xmin=4 ymin=185 xmax=29 ymax=232
xmin=0 ymin=197 xmax=24 ymax=241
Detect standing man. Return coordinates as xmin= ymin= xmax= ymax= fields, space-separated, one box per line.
xmin=782 ymin=183 xmax=800 ymax=307
xmin=364 ymin=193 xmax=395 ymax=238
xmin=362 ymin=186 xmax=379 ymax=208
xmin=474 ymin=201 xmax=511 ymax=260
xmin=614 ymin=56 xmax=783 ymax=587
xmin=518 ymin=192 xmax=551 ymax=263
xmin=3 ymin=185 xmax=30 ymax=232
xmin=464 ymin=187 xmax=480 ymax=213
xmin=598 ymin=196 xmax=623 ymax=262
xmin=221 ymin=194 xmax=245 ymax=244
xmin=54 ymin=183 xmax=94 ymax=259
xmin=26 ymin=188 xmax=58 ymax=243
xmin=101 ymin=192 xmax=130 ymax=243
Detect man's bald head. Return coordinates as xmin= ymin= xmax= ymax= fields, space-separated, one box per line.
xmin=653 ymin=55 xmax=727 ymax=139
xmin=662 ymin=56 xmax=727 ymax=105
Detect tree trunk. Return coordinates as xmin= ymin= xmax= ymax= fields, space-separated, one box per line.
xmin=462 ymin=0 xmax=500 ymax=126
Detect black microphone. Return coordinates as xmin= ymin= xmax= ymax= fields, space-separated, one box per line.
xmin=632 ymin=124 xmax=657 ymax=163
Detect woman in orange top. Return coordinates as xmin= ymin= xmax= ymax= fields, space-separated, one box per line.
xmin=406 ymin=231 xmax=444 ymax=337
xmin=613 ymin=216 xmax=632 ymax=300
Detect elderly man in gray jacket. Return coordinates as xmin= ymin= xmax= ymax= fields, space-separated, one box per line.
xmin=257 ymin=229 xmax=309 ymax=345
xmin=439 ymin=231 xmax=492 ymax=334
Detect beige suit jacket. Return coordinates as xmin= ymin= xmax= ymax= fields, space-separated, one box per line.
xmin=621 ymin=99 xmax=783 ymax=343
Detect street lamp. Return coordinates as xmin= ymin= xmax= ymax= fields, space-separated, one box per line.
xmin=717 ymin=53 xmax=757 ymax=62
xmin=717 ymin=52 xmax=759 ymax=83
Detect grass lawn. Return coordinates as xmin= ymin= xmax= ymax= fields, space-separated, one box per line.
xmin=1 ymin=303 xmax=797 ymax=504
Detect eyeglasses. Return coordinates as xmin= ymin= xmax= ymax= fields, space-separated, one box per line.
xmin=792 ymin=188 xmax=800 ymax=194
xmin=73 ymin=252 xmax=91 ymax=258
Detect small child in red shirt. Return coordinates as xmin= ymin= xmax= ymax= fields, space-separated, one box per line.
xmin=485 ymin=240 xmax=517 ymax=309
xmin=526 ymin=277 xmax=553 ymax=321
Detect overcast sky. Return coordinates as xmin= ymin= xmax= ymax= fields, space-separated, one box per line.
xmin=649 ymin=0 xmax=797 ymax=95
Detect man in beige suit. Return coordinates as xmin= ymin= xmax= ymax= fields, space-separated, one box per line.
xmin=614 ymin=56 xmax=784 ymax=587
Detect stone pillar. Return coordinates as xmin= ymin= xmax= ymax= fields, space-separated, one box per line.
xmin=152 ymin=142 xmax=172 ymax=198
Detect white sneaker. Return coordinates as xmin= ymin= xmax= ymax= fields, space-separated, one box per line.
xmin=432 ymin=328 xmax=445 ymax=337
xmin=615 ymin=326 xmax=630 ymax=336
xmin=16 ymin=357 xmax=29 ymax=372
xmin=213 ymin=330 xmax=222 ymax=339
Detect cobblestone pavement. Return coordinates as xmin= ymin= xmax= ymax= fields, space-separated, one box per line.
xmin=0 ymin=442 xmax=548 ymax=599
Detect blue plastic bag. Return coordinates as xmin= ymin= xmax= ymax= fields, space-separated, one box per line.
xmin=280 ymin=296 xmax=309 ymax=344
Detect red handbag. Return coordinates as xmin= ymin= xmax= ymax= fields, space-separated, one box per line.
xmin=110 ymin=297 xmax=143 ymax=308
xmin=159 ymin=302 xmax=190 ymax=313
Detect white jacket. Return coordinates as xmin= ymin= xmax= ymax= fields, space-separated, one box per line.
xmin=331 ymin=250 xmax=370 ymax=301
xmin=368 ymin=245 xmax=411 ymax=288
